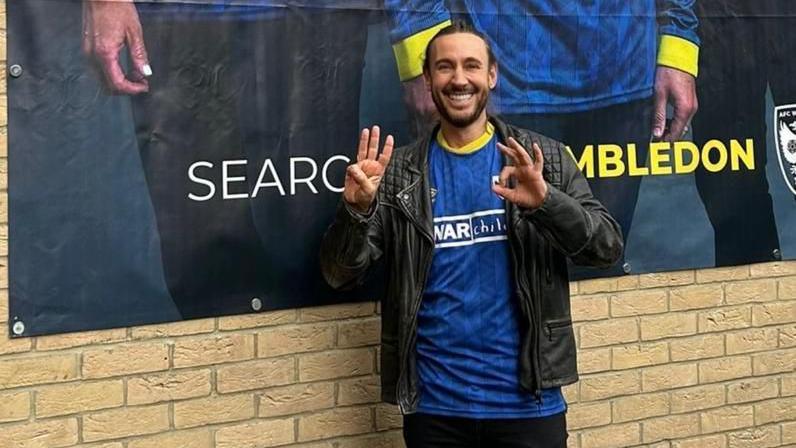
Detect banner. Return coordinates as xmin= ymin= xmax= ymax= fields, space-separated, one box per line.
xmin=8 ymin=0 xmax=796 ymax=336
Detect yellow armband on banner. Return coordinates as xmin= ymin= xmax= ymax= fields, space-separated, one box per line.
xmin=392 ymin=20 xmax=452 ymax=81
xmin=657 ymin=34 xmax=700 ymax=77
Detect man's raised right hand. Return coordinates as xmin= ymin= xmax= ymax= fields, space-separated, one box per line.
xmin=344 ymin=126 xmax=394 ymax=213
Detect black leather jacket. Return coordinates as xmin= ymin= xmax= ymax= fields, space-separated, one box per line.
xmin=320 ymin=116 xmax=623 ymax=414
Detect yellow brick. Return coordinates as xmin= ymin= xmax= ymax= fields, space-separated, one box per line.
xmin=298 ymin=348 xmax=374 ymax=382
xmin=174 ymin=394 xmax=255 ymax=428
xmin=82 ymin=342 xmax=169 ymax=378
xmin=699 ymin=356 xmax=752 ymax=383
xmin=173 ymin=333 xmax=255 ymax=368
xmin=337 ymin=376 xmax=381 ymax=406
xmin=697 ymin=265 xmax=749 ymax=284
xmin=639 ymin=271 xmax=694 ymax=288
xmin=218 ymin=309 xmax=297 ymax=330
xmin=643 ymin=414 xmax=700 ymax=444
xmin=611 ymin=342 xmax=668 ymax=370
xmin=580 ymin=422 xmax=640 ymax=448
xmin=781 ymin=325 xmax=796 ymax=348
xmin=577 ymin=348 xmax=611 ymax=374
xmin=754 ymin=397 xmax=796 ymax=425
xmin=698 ymin=306 xmax=752 ymax=333
xmin=375 ymin=403 xmax=402 ymax=431
xmin=778 ymin=276 xmax=796 ymax=299
xmin=783 ymin=373 xmax=796 ymax=396
xmin=258 ymin=382 xmax=335 ymax=417
xmin=566 ymin=401 xmax=611 ymax=429
xmin=130 ymin=319 xmax=214 ymax=339
xmin=36 ymin=328 xmax=127 ymax=351
xmin=36 ymin=380 xmax=123 ymax=417
xmin=672 ymin=434 xmax=727 ymax=448
xmin=752 ymin=302 xmax=796 ymax=326
xmin=83 ymin=405 xmax=169 ymax=442
xmin=612 ymin=289 xmax=669 ymax=317
xmin=569 ymin=281 xmax=579 ymax=295
xmin=640 ymin=312 xmax=697 ymax=340
xmin=0 ymin=354 xmax=77 ymax=388
xmin=300 ymin=303 xmax=375 ymax=322
xmin=726 ymin=328 xmax=779 ymax=355
xmin=727 ymin=377 xmax=779 ymax=404
xmin=617 ymin=275 xmax=640 ymax=291
xmin=0 ymin=418 xmax=78 ymax=448
xmin=337 ymin=433 xmax=405 ymax=448
xmin=258 ymin=324 xmax=336 ymax=357
xmin=73 ymin=443 xmax=124 ymax=448
xmin=0 ymin=290 xmax=7 ymax=324
xmin=701 ymin=405 xmax=754 ymax=433
xmin=579 ymin=318 xmax=638 ymax=348
xmin=579 ymin=371 xmax=640 ymax=401
xmin=127 ymin=429 xmax=212 ymax=448
xmin=127 ymin=370 xmax=212 ymax=405
xmin=0 ymin=390 xmax=29 ymax=422
xmin=215 ymin=418 xmax=295 ymax=448
xmin=669 ymin=284 xmax=724 ymax=311
xmin=570 ymin=294 xmax=610 ymax=322
xmin=298 ymin=407 xmax=373 ymax=442
xmin=217 ymin=357 xmax=295 ymax=393
xmin=338 ymin=318 xmax=381 ymax=348
xmin=753 ymin=348 xmax=796 ymax=375
xmin=784 ymin=421 xmax=796 ymax=445
xmin=727 ymin=426 xmax=780 ymax=448
xmin=612 ymin=392 xmax=668 ymax=423
xmin=750 ymin=261 xmax=796 ymax=277
xmin=0 ymin=329 xmax=31 ymax=354
xmin=578 ymin=277 xmax=619 ymax=295
xmin=670 ymin=384 xmax=725 ymax=413
xmin=562 ymin=383 xmax=579 ymax=403
xmin=642 ymin=363 xmax=698 ymax=392
xmin=725 ymin=279 xmax=777 ymax=304
xmin=670 ymin=333 xmax=725 ymax=361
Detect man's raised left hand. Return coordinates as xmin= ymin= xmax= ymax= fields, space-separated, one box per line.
xmin=492 ymin=138 xmax=548 ymax=209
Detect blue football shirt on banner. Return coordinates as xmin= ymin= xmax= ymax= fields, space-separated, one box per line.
xmin=416 ymin=127 xmax=566 ymax=418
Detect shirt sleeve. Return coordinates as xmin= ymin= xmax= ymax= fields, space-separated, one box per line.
xmin=383 ymin=0 xmax=451 ymax=81
xmin=656 ymin=0 xmax=700 ymax=76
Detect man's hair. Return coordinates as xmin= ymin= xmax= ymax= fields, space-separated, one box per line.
xmin=422 ymin=20 xmax=496 ymax=73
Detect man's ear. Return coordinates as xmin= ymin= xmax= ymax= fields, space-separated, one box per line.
xmin=423 ymin=69 xmax=432 ymax=91
xmin=488 ymin=63 xmax=498 ymax=90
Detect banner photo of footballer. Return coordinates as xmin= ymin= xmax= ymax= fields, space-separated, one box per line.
xmin=7 ymin=0 xmax=796 ymax=336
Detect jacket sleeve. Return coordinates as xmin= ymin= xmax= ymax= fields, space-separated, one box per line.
xmin=656 ymin=0 xmax=700 ymax=76
xmin=320 ymin=200 xmax=385 ymax=290
xmin=525 ymin=145 xmax=624 ymax=269
xmin=383 ymin=0 xmax=451 ymax=81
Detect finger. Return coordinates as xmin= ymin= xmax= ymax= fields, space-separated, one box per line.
xmin=497 ymin=142 xmax=521 ymax=165
xmin=347 ymin=164 xmax=374 ymax=194
xmin=498 ymin=166 xmax=516 ymax=187
xmin=81 ymin=4 xmax=93 ymax=57
xmin=99 ymin=53 xmax=148 ymax=94
xmin=507 ymin=137 xmax=533 ymax=165
xmin=491 ymin=183 xmax=516 ymax=202
xmin=367 ymin=125 xmax=380 ymax=160
xmin=127 ymin=26 xmax=152 ymax=78
xmin=357 ymin=128 xmax=369 ymax=162
xmin=378 ymin=134 xmax=394 ymax=167
xmin=532 ymin=143 xmax=544 ymax=173
xmin=652 ymin=88 xmax=667 ymax=140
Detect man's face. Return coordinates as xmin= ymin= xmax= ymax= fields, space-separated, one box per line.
xmin=424 ymin=33 xmax=497 ymax=129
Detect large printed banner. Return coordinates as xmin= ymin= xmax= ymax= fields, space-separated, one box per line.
xmin=8 ymin=0 xmax=796 ymax=336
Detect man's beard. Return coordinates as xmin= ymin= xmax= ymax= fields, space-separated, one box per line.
xmin=431 ymin=86 xmax=489 ymax=128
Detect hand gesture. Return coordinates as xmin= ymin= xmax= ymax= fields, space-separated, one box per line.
xmin=82 ymin=0 xmax=151 ymax=95
xmin=492 ymin=138 xmax=548 ymax=209
xmin=652 ymin=66 xmax=698 ymax=142
xmin=344 ymin=126 xmax=395 ymax=213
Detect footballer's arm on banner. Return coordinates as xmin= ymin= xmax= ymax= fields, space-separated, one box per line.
xmin=320 ymin=126 xmax=394 ymax=290
xmin=384 ymin=0 xmax=451 ymax=135
xmin=653 ymin=0 xmax=700 ymax=142
xmin=82 ymin=0 xmax=152 ymax=95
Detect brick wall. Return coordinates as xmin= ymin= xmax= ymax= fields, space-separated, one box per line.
xmin=1 ymin=3 xmax=795 ymax=447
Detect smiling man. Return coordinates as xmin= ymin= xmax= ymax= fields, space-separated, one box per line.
xmin=321 ymin=22 xmax=622 ymax=447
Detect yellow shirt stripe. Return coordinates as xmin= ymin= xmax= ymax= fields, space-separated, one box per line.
xmin=437 ymin=122 xmax=495 ymax=155
xmin=657 ymin=34 xmax=700 ymax=77
xmin=392 ymin=20 xmax=453 ymax=81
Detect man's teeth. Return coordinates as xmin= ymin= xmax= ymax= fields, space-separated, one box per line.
xmin=449 ymin=93 xmax=473 ymax=101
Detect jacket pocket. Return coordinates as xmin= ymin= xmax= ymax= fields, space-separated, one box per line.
xmin=539 ymin=318 xmax=578 ymax=385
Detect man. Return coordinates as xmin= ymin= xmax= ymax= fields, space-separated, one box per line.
xmin=692 ymin=0 xmax=796 ymax=266
xmin=383 ymin=1 xmax=699 ymax=274
xmin=82 ymin=0 xmax=370 ymax=317
xmin=321 ymin=22 xmax=622 ymax=447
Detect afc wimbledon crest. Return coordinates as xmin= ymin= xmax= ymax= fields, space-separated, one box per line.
xmin=775 ymin=104 xmax=796 ymax=195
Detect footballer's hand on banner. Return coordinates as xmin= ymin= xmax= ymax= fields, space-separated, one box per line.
xmin=402 ymin=77 xmax=438 ymax=138
xmin=82 ymin=0 xmax=151 ymax=95
xmin=344 ymin=126 xmax=395 ymax=213
xmin=493 ymin=139 xmax=548 ymax=210
xmin=653 ymin=66 xmax=698 ymax=142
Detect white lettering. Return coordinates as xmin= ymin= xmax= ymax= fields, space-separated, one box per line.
xmin=222 ymin=160 xmax=249 ymax=200
xmin=188 ymin=161 xmax=216 ymax=201
xmin=322 ymin=155 xmax=350 ymax=193
xmin=290 ymin=157 xmax=319 ymax=195
xmin=252 ymin=159 xmax=285 ymax=197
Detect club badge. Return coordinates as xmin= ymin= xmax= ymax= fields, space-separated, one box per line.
xmin=774 ymin=103 xmax=796 ymax=195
